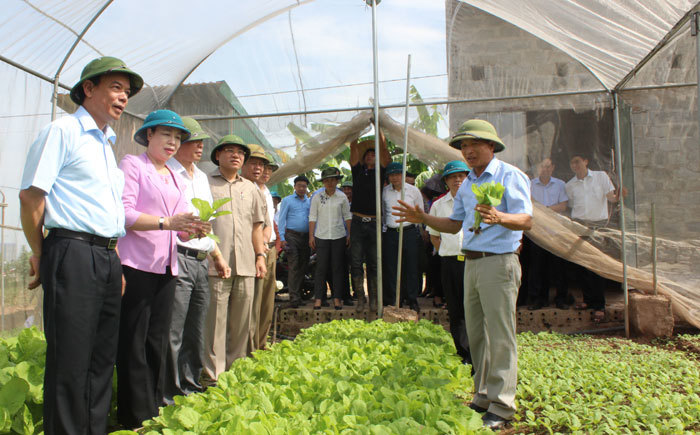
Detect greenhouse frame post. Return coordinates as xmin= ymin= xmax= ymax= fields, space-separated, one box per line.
xmin=370 ymin=0 xmax=383 ymax=316
xmin=0 ymin=190 xmax=5 ymax=331
xmin=651 ymin=203 xmax=658 ymax=295
xmin=612 ymin=92 xmax=629 ymax=338
xmin=51 ymin=0 xmax=114 ymax=122
xmin=394 ymin=54 xmax=412 ymax=307
xmin=695 ymin=13 xmax=700 ymax=132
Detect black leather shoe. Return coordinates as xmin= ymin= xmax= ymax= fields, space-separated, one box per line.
xmin=408 ymin=301 xmax=420 ymax=313
xmin=343 ymin=298 xmax=354 ymax=306
xmin=468 ymin=403 xmax=487 ymax=413
xmin=482 ymin=412 xmax=509 ymax=430
xmin=555 ymin=300 xmax=570 ymax=309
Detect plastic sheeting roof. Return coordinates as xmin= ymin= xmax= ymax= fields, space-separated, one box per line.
xmin=1 ymin=0 xmax=697 ymax=117
xmin=464 ymin=0 xmax=697 ymax=91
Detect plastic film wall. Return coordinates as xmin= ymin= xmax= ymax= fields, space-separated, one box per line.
xmin=1 ymin=0 xmax=699 ymax=329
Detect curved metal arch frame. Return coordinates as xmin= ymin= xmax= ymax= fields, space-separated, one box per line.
xmin=161 ymin=0 xmax=316 ymax=109
xmin=50 ymin=0 xmax=114 ymax=120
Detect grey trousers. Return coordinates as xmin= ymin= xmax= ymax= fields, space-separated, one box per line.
xmin=164 ymin=253 xmax=210 ymax=404
xmin=465 ymin=253 xmax=520 ymax=419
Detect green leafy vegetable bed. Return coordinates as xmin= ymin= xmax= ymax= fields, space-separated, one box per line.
xmin=0 ymin=327 xmax=45 ymax=434
xmin=1 ymin=323 xmax=698 ymax=434
xmin=136 ymin=321 xmax=700 ymax=434
xmin=139 ymin=320 xmax=482 ymax=434
xmin=516 ymin=332 xmax=700 ymax=434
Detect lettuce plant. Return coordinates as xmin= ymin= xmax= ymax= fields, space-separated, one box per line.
xmin=469 ymin=181 xmax=505 ymax=234
xmin=190 ymin=198 xmax=232 ymax=243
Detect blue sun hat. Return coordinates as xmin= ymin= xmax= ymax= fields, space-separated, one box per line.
xmin=386 ymin=162 xmax=403 ymax=175
xmin=441 ymin=160 xmax=469 ymax=179
xmin=134 ymin=110 xmax=190 ymax=146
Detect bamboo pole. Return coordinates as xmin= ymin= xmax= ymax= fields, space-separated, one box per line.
xmin=395 ymin=54 xmax=412 ymax=308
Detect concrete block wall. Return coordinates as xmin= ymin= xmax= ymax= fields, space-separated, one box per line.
xmin=445 ymin=0 xmax=700 ymax=243
xmin=446 ymin=0 xmax=603 ymax=131
xmin=624 ymin=87 xmax=700 ymax=240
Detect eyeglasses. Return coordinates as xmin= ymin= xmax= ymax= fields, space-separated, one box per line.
xmin=219 ymin=147 xmax=246 ymax=156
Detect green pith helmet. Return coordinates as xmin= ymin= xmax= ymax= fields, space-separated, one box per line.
xmin=133 ymin=110 xmax=190 ymax=146
xmin=385 ymin=161 xmax=403 ymax=175
xmin=321 ymin=167 xmax=343 ymax=181
xmin=181 ymin=117 xmax=210 ymax=143
xmin=265 ymin=153 xmax=280 ymax=171
xmin=246 ymin=144 xmax=271 ymax=164
xmin=441 ymin=160 xmax=469 ymax=179
xmin=70 ymin=56 xmax=143 ymax=105
xmin=341 ymin=181 xmax=353 ymax=188
xmin=211 ymin=134 xmax=250 ymax=166
xmin=449 ymin=119 xmax=505 ymax=153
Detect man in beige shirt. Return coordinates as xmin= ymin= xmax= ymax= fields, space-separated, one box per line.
xmin=202 ymin=135 xmax=267 ymax=387
xmin=240 ymin=144 xmax=274 ymax=353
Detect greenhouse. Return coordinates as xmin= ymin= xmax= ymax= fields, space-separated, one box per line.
xmin=0 ymin=0 xmax=699 ymax=433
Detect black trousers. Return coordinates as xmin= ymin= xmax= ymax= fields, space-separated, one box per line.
xmin=350 ymin=217 xmax=378 ymax=282
xmin=285 ymin=230 xmax=310 ymax=304
xmin=526 ymin=237 xmax=568 ymax=305
xmin=574 ymin=263 xmax=606 ymax=311
xmin=383 ymin=226 xmax=420 ymax=306
xmin=441 ymin=256 xmax=471 ymax=363
xmin=117 ymin=266 xmax=176 ymax=428
xmin=427 ymin=249 xmax=443 ymax=298
xmin=40 ymin=233 xmax=122 ymax=435
xmin=314 ymin=237 xmax=346 ymax=300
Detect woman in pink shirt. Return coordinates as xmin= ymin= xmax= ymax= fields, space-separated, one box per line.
xmin=116 ymin=110 xmax=207 ymax=428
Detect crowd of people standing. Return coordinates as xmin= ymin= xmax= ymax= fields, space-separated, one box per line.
xmin=19 ymin=56 xmax=620 ymax=433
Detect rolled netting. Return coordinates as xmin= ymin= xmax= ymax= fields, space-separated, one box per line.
xmin=260 ymin=108 xmax=699 ymax=328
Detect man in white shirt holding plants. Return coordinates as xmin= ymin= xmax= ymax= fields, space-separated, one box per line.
xmin=382 ymin=162 xmax=424 ymax=312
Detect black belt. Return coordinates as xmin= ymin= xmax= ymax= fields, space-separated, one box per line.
xmin=462 ymin=250 xmax=517 ymax=260
xmin=352 ymin=215 xmax=376 ymax=223
xmin=177 ymin=245 xmax=208 ymax=261
xmin=385 ymin=225 xmax=414 ymax=232
xmin=50 ymin=228 xmax=118 ymax=250
xmin=285 ymin=229 xmax=308 ymax=237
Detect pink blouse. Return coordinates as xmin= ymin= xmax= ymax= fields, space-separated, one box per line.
xmin=118 ymin=152 xmax=188 ymax=275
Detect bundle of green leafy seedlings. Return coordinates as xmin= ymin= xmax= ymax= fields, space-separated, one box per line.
xmin=137 ymin=320 xmax=483 ymax=434
xmin=469 ymin=182 xmax=505 ymax=234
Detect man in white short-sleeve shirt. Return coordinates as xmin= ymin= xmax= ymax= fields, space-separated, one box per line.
xmin=564 ymin=153 xmax=620 ymax=320
xmin=565 ymin=155 xmax=618 ymax=224
xmin=382 ymin=162 xmax=423 ymax=312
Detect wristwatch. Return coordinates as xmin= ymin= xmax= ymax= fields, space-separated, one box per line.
xmin=158 ymin=217 xmax=165 ymax=230
xmin=256 ymin=252 xmax=267 ymax=260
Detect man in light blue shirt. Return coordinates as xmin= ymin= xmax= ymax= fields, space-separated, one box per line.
xmin=278 ymin=175 xmax=311 ymax=307
xmin=393 ymin=120 xmax=532 ymax=430
xmin=530 ymin=158 xmax=568 ymax=211
xmin=19 ymin=57 xmax=143 ymax=435
xmin=527 ymin=158 xmax=570 ymax=310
